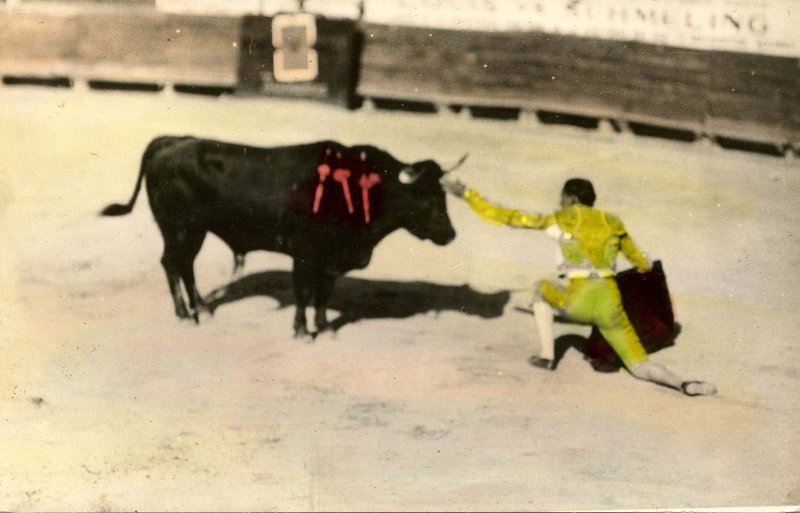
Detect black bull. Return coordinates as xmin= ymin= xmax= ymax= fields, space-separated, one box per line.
xmin=101 ymin=136 xmax=462 ymax=336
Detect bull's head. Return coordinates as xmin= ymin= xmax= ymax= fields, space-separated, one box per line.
xmin=394 ymin=153 xmax=467 ymax=245
xmin=399 ymin=153 xmax=468 ymax=184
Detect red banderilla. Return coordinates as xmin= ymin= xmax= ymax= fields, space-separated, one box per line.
xmin=313 ymin=162 xmax=331 ymax=214
xmin=333 ymin=168 xmax=354 ymax=214
xmin=359 ymin=173 xmax=381 ymax=223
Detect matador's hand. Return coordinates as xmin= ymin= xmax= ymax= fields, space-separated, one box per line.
xmin=440 ymin=178 xmax=467 ymax=199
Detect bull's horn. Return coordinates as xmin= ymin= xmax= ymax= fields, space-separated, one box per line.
xmin=442 ymin=153 xmax=469 ymax=173
xmin=399 ymin=166 xmax=423 ymax=184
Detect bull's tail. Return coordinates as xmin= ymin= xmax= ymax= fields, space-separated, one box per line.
xmin=101 ymin=202 xmax=137 ymax=216
xmin=100 ymin=136 xmax=186 ymax=216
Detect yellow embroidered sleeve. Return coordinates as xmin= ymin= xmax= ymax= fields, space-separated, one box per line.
xmin=620 ymin=235 xmax=650 ymax=272
xmin=608 ymin=215 xmax=651 ymax=272
xmin=464 ymin=189 xmax=551 ymax=229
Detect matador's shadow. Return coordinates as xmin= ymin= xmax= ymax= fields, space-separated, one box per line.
xmin=549 ymin=330 xmax=679 ymax=373
xmin=206 ymin=270 xmax=510 ymax=330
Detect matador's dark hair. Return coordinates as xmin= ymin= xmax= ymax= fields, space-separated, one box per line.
xmin=562 ymin=178 xmax=596 ymax=206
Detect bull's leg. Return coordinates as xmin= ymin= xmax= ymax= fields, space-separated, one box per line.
xmin=181 ymin=266 xmax=205 ymax=324
xmin=292 ymin=263 xmax=313 ymax=338
xmin=175 ymin=230 xmax=208 ymax=324
xmin=313 ymin=272 xmax=337 ymax=333
xmin=232 ymin=252 xmax=246 ymax=280
xmin=161 ymin=252 xmax=190 ymax=319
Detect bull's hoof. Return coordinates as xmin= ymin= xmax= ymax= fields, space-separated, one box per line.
xmin=312 ymin=328 xmax=337 ymax=343
xmin=294 ymin=325 xmax=312 ymax=340
xmin=189 ymin=306 xmax=214 ymax=325
xmin=176 ymin=305 xmax=191 ymax=319
xmin=193 ymin=298 xmax=212 ymax=315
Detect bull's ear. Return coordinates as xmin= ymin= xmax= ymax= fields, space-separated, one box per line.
xmin=399 ymin=160 xmax=441 ymax=185
xmin=398 ymin=165 xmax=424 ymax=184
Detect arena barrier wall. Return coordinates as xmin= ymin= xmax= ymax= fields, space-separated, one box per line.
xmin=1 ymin=7 xmax=797 ymax=149
xmin=0 ymin=9 xmax=240 ymax=87
xmin=0 ymin=8 xmax=361 ymax=102
xmin=357 ymin=24 xmax=800 ymax=148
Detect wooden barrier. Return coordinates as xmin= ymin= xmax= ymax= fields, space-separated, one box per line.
xmin=0 ymin=10 xmax=239 ymax=85
xmin=1 ymin=8 xmax=796 ymax=147
xmin=706 ymin=51 xmax=800 ymax=143
xmin=357 ymin=24 xmax=800 ymax=146
xmin=358 ymin=26 xmax=705 ymax=128
xmin=0 ymin=9 xmax=360 ymax=103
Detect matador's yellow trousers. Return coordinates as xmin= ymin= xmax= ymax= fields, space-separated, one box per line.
xmin=538 ymin=276 xmax=648 ymax=369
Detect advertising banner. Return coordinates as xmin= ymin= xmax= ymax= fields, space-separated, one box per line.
xmin=364 ymin=0 xmax=800 ymax=58
xmin=155 ymin=0 xmax=361 ymax=19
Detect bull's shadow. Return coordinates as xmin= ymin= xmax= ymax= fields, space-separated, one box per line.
xmin=205 ymin=270 xmax=510 ymax=330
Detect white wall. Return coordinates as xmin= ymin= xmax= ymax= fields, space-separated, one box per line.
xmin=152 ymin=0 xmax=798 ymax=57
xmin=362 ymin=0 xmax=799 ymax=58
xmin=156 ymin=0 xmax=361 ymax=19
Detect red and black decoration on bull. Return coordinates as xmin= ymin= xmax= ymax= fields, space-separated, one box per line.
xmin=310 ymin=146 xmax=384 ymax=225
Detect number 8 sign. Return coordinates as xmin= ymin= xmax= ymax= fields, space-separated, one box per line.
xmin=272 ymin=13 xmax=319 ymax=83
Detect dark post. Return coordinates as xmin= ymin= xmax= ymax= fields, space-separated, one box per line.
xmin=236 ymin=15 xmax=362 ymax=109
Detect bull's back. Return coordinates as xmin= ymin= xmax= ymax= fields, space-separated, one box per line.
xmin=146 ymin=137 xmax=342 ymax=253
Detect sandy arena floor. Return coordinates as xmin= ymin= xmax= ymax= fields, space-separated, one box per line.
xmin=1 ymin=86 xmax=799 ymax=511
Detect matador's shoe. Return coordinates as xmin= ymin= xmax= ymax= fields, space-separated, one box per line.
xmin=528 ymin=356 xmax=555 ymax=371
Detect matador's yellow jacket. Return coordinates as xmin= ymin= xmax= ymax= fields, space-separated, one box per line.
xmin=464 ymin=188 xmax=652 ymax=368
